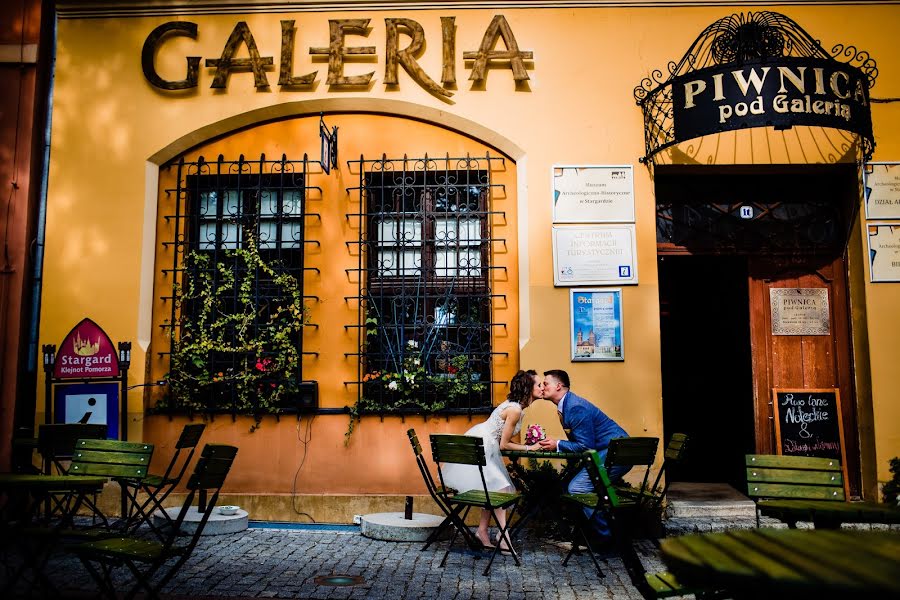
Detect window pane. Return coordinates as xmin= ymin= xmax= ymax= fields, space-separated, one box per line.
xmin=199 ymin=191 xmax=217 ymax=217
xmin=223 ymin=190 xmax=241 ymax=218
xmin=378 ymin=249 xmax=421 ymax=276
xmin=283 ymin=191 xmax=302 ymax=215
xmin=220 ymin=222 xmax=241 ymax=249
xmin=198 ymin=223 xmax=217 ymax=250
xmin=435 ymin=217 xmax=482 ymax=247
xmin=258 ymin=219 xmax=277 ymax=248
xmin=459 ymin=218 xmax=481 ymax=244
xmin=281 ymin=222 xmax=302 ymax=248
xmin=259 ymin=190 xmax=279 ymax=217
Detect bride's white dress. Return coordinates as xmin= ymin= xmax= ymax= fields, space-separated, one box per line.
xmin=440 ymin=400 xmax=522 ymax=492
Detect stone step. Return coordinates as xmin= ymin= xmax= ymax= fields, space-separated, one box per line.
xmin=664 ymin=481 xmax=756 ymax=519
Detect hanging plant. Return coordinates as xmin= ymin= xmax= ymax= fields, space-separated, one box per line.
xmin=346 ymin=332 xmax=486 ymax=444
xmin=156 ymin=236 xmax=309 ymax=431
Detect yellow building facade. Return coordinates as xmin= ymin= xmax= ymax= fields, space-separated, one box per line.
xmin=42 ymin=1 xmax=900 ymax=520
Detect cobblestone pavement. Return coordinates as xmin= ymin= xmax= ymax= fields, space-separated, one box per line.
xmin=8 ymin=527 xmax=669 ymax=599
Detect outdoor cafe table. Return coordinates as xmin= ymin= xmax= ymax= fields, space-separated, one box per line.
xmin=0 ymin=473 xmax=110 ymax=595
xmin=660 ymin=528 xmax=900 ymax=599
xmin=501 ymin=449 xmax=585 ymax=537
xmin=0 ymin=473 xmax=108 ymax=524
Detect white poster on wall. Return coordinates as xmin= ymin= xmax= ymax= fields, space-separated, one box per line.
xmin=552 ymin=165 xmax=634 ymax=223
xmin=864 ymin=162 xmax=900 ymax=220
xmin=552 ymin=225 xmax=638 ymax=286
xmin=867 ymin=223 xmax=900 ymax=282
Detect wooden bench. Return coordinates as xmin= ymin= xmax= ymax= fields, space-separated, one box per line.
xmin=746 ymin=454 xmax=900 ymax=529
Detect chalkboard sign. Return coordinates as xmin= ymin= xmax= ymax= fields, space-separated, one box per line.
xmin=772 ymin=388 xmax=848 ymax=495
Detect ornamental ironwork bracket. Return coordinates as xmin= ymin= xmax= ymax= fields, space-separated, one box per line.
xmin=320 ymin=114 xmax=338 ymax=175
xmin=634 ymin=11 xmax=878 ymax=164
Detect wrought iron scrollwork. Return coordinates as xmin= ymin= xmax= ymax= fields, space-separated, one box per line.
xmin=634 ymin=11 xmax=878 ymax=163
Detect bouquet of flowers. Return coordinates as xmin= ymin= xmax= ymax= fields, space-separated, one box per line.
xmin=524 ymin=424 xmax=547 ymax=445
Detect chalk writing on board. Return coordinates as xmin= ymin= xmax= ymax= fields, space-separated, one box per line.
xmin=772 ymin=388 xmax=844 ymax=462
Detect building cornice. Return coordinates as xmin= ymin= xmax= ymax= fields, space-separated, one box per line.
xmin=56 ymin=0 xmax=900 ymax=19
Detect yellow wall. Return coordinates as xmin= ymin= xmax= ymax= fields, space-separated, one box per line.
xmin=41 ymin=3 xmax=900 ymax=514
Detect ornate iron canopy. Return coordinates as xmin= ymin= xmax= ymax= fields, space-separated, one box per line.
xmin=634 ymin=11 xmax=878 ymax=163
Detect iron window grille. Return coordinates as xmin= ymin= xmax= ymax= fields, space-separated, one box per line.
xmin=161 ymin=154 xmax=319 ymax=414
xmin=346 ymin=154 xmax=507 ymax=415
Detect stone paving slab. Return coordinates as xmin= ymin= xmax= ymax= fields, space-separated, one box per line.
xmin=4 ymin=528 xmax=668 ymax=599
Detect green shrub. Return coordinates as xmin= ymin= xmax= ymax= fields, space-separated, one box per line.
xmin=883 ymin=457 xmax=900 ymax=506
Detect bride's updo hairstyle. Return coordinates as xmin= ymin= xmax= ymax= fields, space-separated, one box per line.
xmin=507 ymin=369 xmax=537 ymax=406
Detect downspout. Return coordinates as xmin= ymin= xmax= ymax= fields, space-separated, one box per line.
xmin=21 ymin=10 xmax=56 ymax=421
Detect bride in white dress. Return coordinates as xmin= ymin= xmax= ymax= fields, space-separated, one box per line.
xmin=440 ymin=369 xmax=544 ymax=550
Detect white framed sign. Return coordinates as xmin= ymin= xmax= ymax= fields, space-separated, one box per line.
xmin=867 ymin=223 xmax=900 ymax=283
xmin=552 ymin=165 xmax=634 ymax=223
xmin=552 ymin=224 xmax=638 ymax=286
xmin=769 ymin=288 xmax=830 ymax=336
xmin=570 ymin=288 xmax=624 ymax=361
xmin=864 ymin=162 xmax=900 ymax=220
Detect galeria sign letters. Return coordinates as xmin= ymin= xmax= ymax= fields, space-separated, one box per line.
xmin=142 ymin=15 xmax=533 ymax=99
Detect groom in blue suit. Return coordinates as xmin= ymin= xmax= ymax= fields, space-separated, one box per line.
xmin=538 ymin=369 xmax=630 ymax=543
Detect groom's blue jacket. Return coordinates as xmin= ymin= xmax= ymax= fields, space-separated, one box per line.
xmin=557 ymin=391 xmax=628 ymax=454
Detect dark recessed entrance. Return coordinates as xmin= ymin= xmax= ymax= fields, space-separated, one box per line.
xmin=659 ymin=255 xmax=755 ymax=489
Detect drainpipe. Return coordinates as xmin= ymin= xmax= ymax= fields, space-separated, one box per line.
xmin=18 ymin=8 xmax=56 ymax=433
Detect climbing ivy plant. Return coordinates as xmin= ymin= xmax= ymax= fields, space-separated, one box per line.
xmin=157 ymin=236 xmax=309 ymax=431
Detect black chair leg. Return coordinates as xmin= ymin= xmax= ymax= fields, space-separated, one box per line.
xmin=422 ymin=516 xmax=452 ymax=551
xmin=482 ymin=505 xmax=521 ymax=576
xmin=565 ymin=521 xmax=605 ymax=577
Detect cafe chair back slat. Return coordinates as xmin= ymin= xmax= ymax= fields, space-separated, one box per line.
xmin=406 ymin=428 xmax=480 ymax=552
xmin=121 ymin=423 xmax=206 ymax=538
xmin=70 ymin=443 xmax=239 ymax=600
xmin=604 ymin=437 xmax=660 ymax=510
xmin=648 ymin=433 xmax=688 ymax=509
xmin=429 ymin=434 xmax=522 ymax=576
xmin=68 ymin=439 xmax=154 ymax=529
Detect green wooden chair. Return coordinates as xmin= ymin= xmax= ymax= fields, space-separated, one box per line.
xmin=36 ymin=423 xmax=108 ymax=520
xmin=68 ymin=439 xmax=155 ymax=529
xmin=616 ymin=433 xmax=688 ymax=512
xmin=563 ymin=451 xmax=717 ymax=599
xmin=406 ymin=429 xmax=481 ymax=552
xmin=561 ymin=449 xmax=632 ymax=576
xmin=71 ymin=444 xmax=238 ymax=600
xmin=1 ymin=439 xmax=154 ymax=597
xmin=121 ymin=423 xmax=206 ymax=538
xmin=429 ymin=434 xmax=522 ymax=576
xmin=604 ymin=437 xmax=660 ymax=510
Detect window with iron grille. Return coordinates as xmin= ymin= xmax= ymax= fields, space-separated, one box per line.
xmin=160 ymin=155 xmax=315 ymax=416
xmin=349 ymin=155 xmax=505 ymax=415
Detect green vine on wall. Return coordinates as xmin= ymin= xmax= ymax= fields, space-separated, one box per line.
xmin=156 ymin=237 xmax=309 ymax=431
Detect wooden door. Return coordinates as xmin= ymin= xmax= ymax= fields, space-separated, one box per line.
xmin=747 ymin=255 xmax=859 ymax=495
